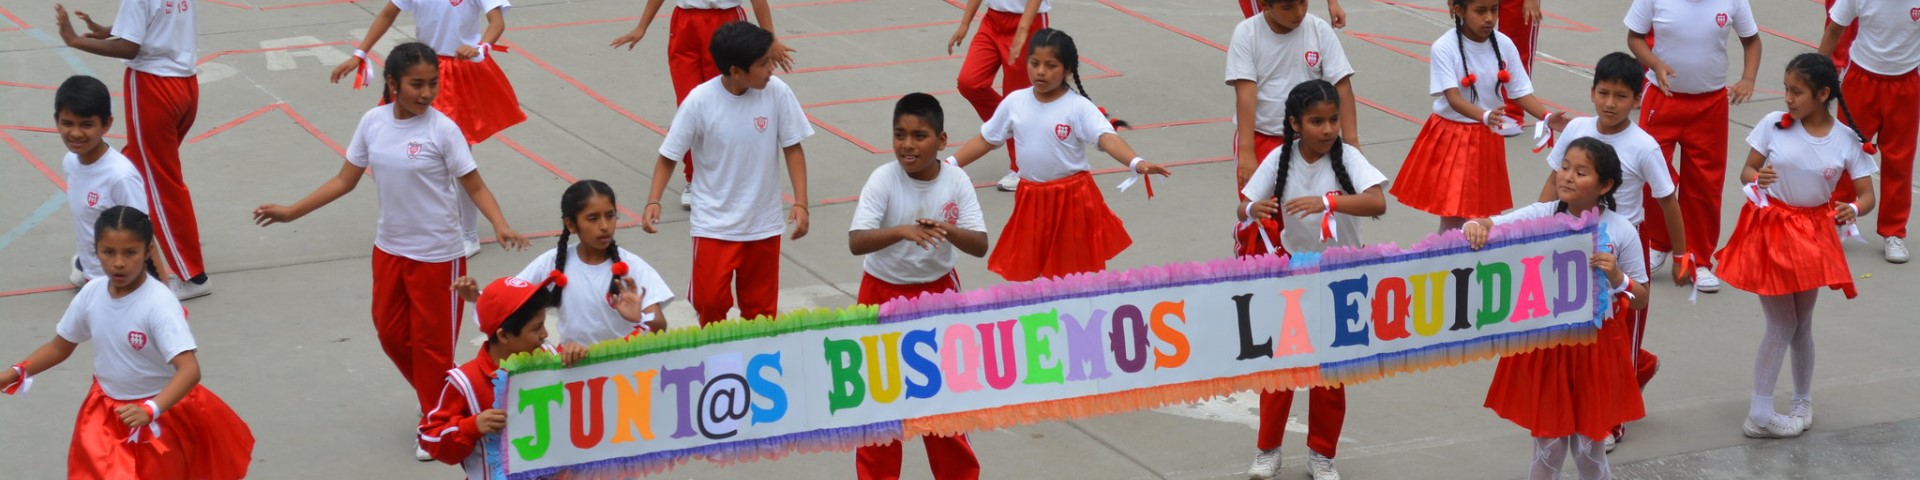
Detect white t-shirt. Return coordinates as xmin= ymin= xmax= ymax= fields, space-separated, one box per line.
xmin=112 ymin=0 xmax=198 ymax=77
xmin=515 ymin=245 xmax=675 ymax=346
xmin=65 ymin=148 xmax=149 ymax=280
xmin=1239 ymin=143 xmax=1388 ymax=253
xmin=391 ymin=0 xmax=511 ymax=57
xmin=676 ymin=0 xmax=741 ymax=8
xmin=1624 ymin=0 xmax=1759 ymax=94
xmin=660 ymin=76 xmax=814 ymax=241
xmin=347 ymin=105 xmax=479 ymax=263
xmin=1544 ymin=118 xmax=1676 ymax=225
xmin=981 ymin=88 xmax=1116 ymax=183
xmin=986 ymin=0 xmax=1049 ymax=14
xmin=56 ymin=277 xmax=197 ymax=400
xmin=1428 ymin=29 xmax=1535 ymax=123
xmin=1225 ymin=14 xmax=1355 ymax=136
xmin=1493 ymin=203 xmax=1649 ymax=285
xmin=1745 ymin=112 xmax=1878 ymax=208
xmin=849 ymin=162 xmax=988 ymax=285
xmin=1828 ymin=0 xmax=1920 ymax=76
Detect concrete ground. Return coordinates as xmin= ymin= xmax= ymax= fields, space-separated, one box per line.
xmin=1 ymin=0 xmax=1914 ymax=478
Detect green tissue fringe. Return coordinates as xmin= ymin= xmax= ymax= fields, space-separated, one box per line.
xmin=501 ymin=304 xmax=880 ymax=373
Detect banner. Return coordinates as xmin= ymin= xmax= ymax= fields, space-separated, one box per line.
xmin=493 ymin=214 xmax=1617 ymax=479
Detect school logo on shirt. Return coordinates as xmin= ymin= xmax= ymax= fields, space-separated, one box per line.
xmin=941 ymin=201 xmax=961 ymax=226
xmin=87 ymin=192 xmax=100 ymax=207
xmin=1715 ymin=13 xmax=1729 ymax=28
xmin=450 ymin=0 xmax=465 ymax=6
xmin=1824 ymin=166 xmax=1840 ymax=180
xmin=1911 ymin=7 xmax=1919 ymax=21
xmin=1054 ymin=123 xmax=1072 ymax=142
xmin=163 ymin=0 xmax=188 ymax=14
xmin=754 ymin=116 xmax=769 ymax=133
xmin=407 ymin=142 xmax=425 ymax=159
xmin=127 ymin=331 xmax=147 ymax=351
xmin=1304 ymin=51 xmax=1320 ymax=68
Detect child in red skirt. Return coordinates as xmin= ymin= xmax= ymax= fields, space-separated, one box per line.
xmin=949 ymin=28 xmax=1171 ymax=282
xmin=2 ymin=207 xmax=253 ymax=480
xmin=949 ymin=0 xmax=1052 ymax=193
xmin=1240 ymin=0 xmax=1345 ymax=27
xmin=1392 ymin=0 xmax=1568 ymax=232
xmin=257 ymin=43 xmax=532 ymax=460
xmin=1467 ymin=138 xmax=1648 ymax=480
xmin=848 ymin=93 xmax=988 ymax=480
xmin=332 ymin=0 xmax=527 ymax=145
xmin=1235 ymin=80 xmax=1388 ymax=480
xmin=1821 ymin=0 xmax=1919 ymax=264
xmin=1718 ymin=53 xmax=1879 ymax=439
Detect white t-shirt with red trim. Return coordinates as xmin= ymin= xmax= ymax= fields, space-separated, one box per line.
xmin=347 ymin=105 xmax=479 ymax=263
xmin=391 ymin=0 xmax=512 ymax=57
xmin=56 ymin=277 xmax=197 ymax=400
xmin=1225 ymin=13 xmax=1355 ymax=136
xmin=1624 ymin=0 xmax=1759 ymax=94
xmin=112 ymin=0 xmax=199 ymax=77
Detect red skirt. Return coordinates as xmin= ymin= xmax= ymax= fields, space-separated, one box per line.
xmin=433 ymin=55 xmax=526 ymax=145
xmin=989 ymin=171 xmax=1132 ymax=282
xmin=1484 ymin=298 xmax=1645 ymax=439
xmin=68 ymin=381 xmax=253 ymax=480
xmin=1715 ymin=199 xmax=1857 ymax=298
xmin=1391 ymin=114 xmax=1512 ymax=218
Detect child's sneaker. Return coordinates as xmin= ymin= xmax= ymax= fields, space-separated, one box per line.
xmin=1647 ymin=250 xmax=1671 ymax=273
xmin=1693 ymin=267 xmax=1721 ymax=293
xmin=415 ymin=443 xmax=433 ymax=462
xmin=69 ymin=256 xmax=87 ymax=287
xmin=169 ymin=276 xmax=212 ymax=301
xmin=997 ymin=171 xmax=1020 ymax=192
xmin=1790 ymin=399 xmax=1814 ymax=429
xmin=1742 ymin=414 xmax=1806 ymax=439
xmin=1307 ymin=451 xmax=1340 ymax=480
xmin=1247 ymin=448 xmax=1281 ymax=479
xmin=1886 ymin=237 xmax=1908 ymax=264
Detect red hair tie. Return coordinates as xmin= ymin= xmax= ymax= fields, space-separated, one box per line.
xmin=1497 ymin=70 xmax=1511 ymax=83
xmin=1777 ymin=115 xmax=1794 ymax=129
xmin=1863 ymin=142 xmax=1879 ymax=155
xmin=547 ymin=270 xmax=568 ymax=288
xmin=1460 ymin=74 xmax=1477 ymax=88
xmin=611 ymin=261 xmax=629 ymax=277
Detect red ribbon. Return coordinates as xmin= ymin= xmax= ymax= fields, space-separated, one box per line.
xmin=2 ymin=362 xmax=28 ymax=395
xmin=1319 ymin=192 xmax=1339 ymax=242
xmin=1143 ymin=174 xmax=1155 ymax=199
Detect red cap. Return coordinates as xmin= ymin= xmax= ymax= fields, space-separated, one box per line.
xmin=477 ymin=275 xmax=558 ymax=337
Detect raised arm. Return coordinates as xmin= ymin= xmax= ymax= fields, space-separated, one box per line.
xmin=332 ymin=3 xmax=403 ymax=83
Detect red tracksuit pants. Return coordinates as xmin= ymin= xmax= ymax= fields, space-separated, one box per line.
xmin=1638 ymin=88 xmax=1729 ymax=268
xmin=690 ymin=236 xmax=780 ymax=325
xmin=853 ymin=272 xmax=980 ymax=480
xmin=371 ymin=247 xmax=466 ymax=413
xmin=1257 ymin=387 xmax=1347 ymax=457
xmin=957 ymin=9 xmax=1047 ymax=172
xmin=1825 ymin=0 xmax=1858 ymax=72
xmin=1497 ymin=0 xmax=1539 ymax=124
xmin=124 ymin=70 xmax=206 ymax=280
xmin=667 ymin=6 xmax=746 ymax=183
xmin=1831 ymin=67 xmax=1918 ymax=239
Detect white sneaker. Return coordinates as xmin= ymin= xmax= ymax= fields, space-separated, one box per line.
xmin=1886 ymin=237 xmax=1909 ymax=264
xmin=1790 ymin=399 xmax=1814 ymax=429
xmin=679 ymin=184 xmax=694 ymax=211
xmin=169 ymin=277 xmax=212 ymax=301
xmin=415 ymin=443 xmax=433 ymax=462
xmin=1742 ymin=414 xmax=1806 ymax=439
xmin=997 ymin=171 xmax=1020 ymax=192
xmin=1647 ymin=250 xmax=1671 ymax=274
xmin=1693 ymin=267 xmax=1721 ymax=293
xmin=1603 ymin=434 xmax=1617 ymax=453
xmin=1246 ymin=448 xmax=1281 ymax=479
xmin=1307 ymin=451 xmax=1340 ymax=480
xmin=69 ymin=256 xmax=87 ymax=287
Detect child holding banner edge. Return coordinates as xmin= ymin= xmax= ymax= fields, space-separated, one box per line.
xmin=420 ymin=274 xmax=587 ymax=477
xmin=1467 ymin=138 xmax=1648 ymax=480
xmin=847 ymin=93 xmax=988 ymax=480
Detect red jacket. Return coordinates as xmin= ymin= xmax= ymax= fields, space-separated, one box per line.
xmin=418 ymin=349 xmax=502 ymax=479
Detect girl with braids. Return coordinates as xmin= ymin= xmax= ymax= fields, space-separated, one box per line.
xmin=1821 ymin=0 xmax=1919 ymax=264
xmin=1234 ymin=79 xmax=1387 ymax=480
xmin=456 ymin=180 xmax=675 ymax=344
xmin=1467 ymin=138 xmax=1648 ymax=480
xmin=1393 ymin=0 xmax=1569 ymax=232
xmin=949 ymin=28 xmax=1171 ymax=282
xmin=1716 ymin=53 xmax=1880 ymax=440
xmin=1 ymin=207 xmax=254 ymax=480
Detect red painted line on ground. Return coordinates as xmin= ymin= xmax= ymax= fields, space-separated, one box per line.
xmin=1354 ymin=96 xmax=1423 ymax=124
xmin=786 ymin=19 xmax=963 ymax=40
xmin=509 ymin=16 xmax=638 ymax=33
xmin=198 ymin=41 xmax=348 ymax=65
xmin=261 ymin=0 xmax=361 ymax=11
xmin=1 ymin=124 xmax=129 ymax=139
xmin=1126 ymin=117 xmax=1231 ymax=130
xmin=819 ymin=154 xmax=1237 ymax=206
xmin=188 ymin=103 xmax=281 ymax=144
xmin=806 ymin=89 xmax=960 ymax=109
xmin=201 ymin=0 xmax=256 ymax=9
xmin=1347 ymin=32 xmax=1431 ymax=62
xmin=1539 ymin=57 xmax=1594 ymax=70
xmin=1536 ymin=97 xmax=1587 ymax=116
xmin=1099 ymin=0 xmax=1228 ymax=51
xmin=0 ymin=5 xmax=33 ymax=30
xmin=788 ymin=54 xmax=963 ymax=75
xmin=806 ymin=113 xmax=886 ymax=154
xmin=504 ymin=41 xmax=670 ymax=136
xmin=494 ymin=134 xmax=646 ymax=221
xmin=0 ymin=130 xmax=67 ymax=191
xmin=1760 ymin=26 xmax=1816 ymax=49
xmin=0 ymin=284 xmax=79 ymax=299
xmin=1538 ymin=11 xmax=1599 ymax=33
xmin=277 ymin=104 xmax=348 ymax=157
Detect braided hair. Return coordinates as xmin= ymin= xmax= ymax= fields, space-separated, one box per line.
xmin=1270 ymin=80 xmax=1359 ymax=206
xmin=1450 ymin=0 xmax=1510 ymax=102
xmin=1554 ymin=137 xmax=1623 ymax=214
xmin=380 ymin=42 xmax=439 ymax=105
xmin=1778 ymin=53 xmax=1877 ymax=155
xmin=553 ymin=180 xmax=627 ymax=309
xmin=94 ymin=205 xmax=160 ymax=278
xmin=1028 ymin=28 xmax=1091 ymax=101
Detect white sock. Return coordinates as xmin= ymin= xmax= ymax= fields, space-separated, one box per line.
xmin=1752 ymin=294 xmax=1799 ymax=423
xmin=1530 ymin=436 xmax=1568 ymax=480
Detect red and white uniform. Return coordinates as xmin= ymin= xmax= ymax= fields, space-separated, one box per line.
xmin=1718 ymin=112 xmax=1876 ymax=298
xmin=1391 ymin=29 xmax=1533 ymax=218
xmin=113 ymin=0 xmax=206 ymax=282
xmin=350 ymin=104 xmax=477 ymax=413
xmin=848 ymin=161 xmax=984 ymax=480
xmin=56 ymin=277 xmax=253 ymax=480
xmin=1496 ymin=0 xmax=1540 ymax=124
xmin=660 ymin=76 xmax=812 ymax=324
xmin=65 ymin=147 xmax=148 ymax=280
xmin=956 ymin=0 xmax=1051 ymax=173
xmin=1828 ymin=0 xmax=1920 ymax=240
xmin=513 ymin=246 xmax=675 ymax=346
xmin=980 ymin=88 xmax=1131 ymax=282
xmin=389 ymin=0 xmax=526 ymax=145
xmin=418 ymin=346 xmax=553 ymax=479
xmin=662 ymin=0 xmax=750 ymax=183
xmin=1626 ymin=0 xmax=1758 ymax=267
xmin=1224 ymin=12 xmax=1354 ymax=254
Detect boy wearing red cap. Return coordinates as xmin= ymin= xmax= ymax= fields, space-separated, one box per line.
xmin=419 ymin=275 xmax=585 ymax=476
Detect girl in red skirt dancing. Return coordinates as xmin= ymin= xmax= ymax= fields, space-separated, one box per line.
xmin=1465 ymin=138 xmax=1648 ymax=480
xmin=948 ymin=28 xmax=1171 ymax=282
xmin=1 ymin=207 xmax=253 ymax=480
xmin=1718 ymin=53 xmax=1879 ymax=439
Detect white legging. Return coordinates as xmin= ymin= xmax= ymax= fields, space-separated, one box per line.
xmin=1751 ymin=289 xmax=1818 ymax=423
xmin=1530 ymin=435 xmax=1611 ymax=480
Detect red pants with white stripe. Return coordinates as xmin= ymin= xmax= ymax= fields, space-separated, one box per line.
xmin=1632 ymin=228 xmax=1660 ymax=388
xmin=957 ymin=10 xmax=1047 ymax=172
xmin=1239 ymin=0 xmax=1262 ymax=17
xmin=853 ymin=272 xmax=980 ymax=480
xmin=1638 ymin=88 xmax=1729 ymax=268
xmin=1257 ymin=386 xmax=1347 ymax=457
xmin=123 ymin=70 xmax=205 ymax=280
xmin=690 ymin=236 xmax=781 ymax=325
xmin=667 ymin=6 xmax=746 ymax=182
xmin=1830 ymin=66 xmax=1918 ymax=239
xmin=1497 ymin=0 xmax=1539 ymax=124
xmin=372 ymin=247 xmax=466 ymax=413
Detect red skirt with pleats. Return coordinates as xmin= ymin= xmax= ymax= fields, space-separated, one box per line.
xmin=1392 ymin=114 xmax=1512 ymax=218
xmin=1484 ymin=298 xmax=1646 ymax=439
xmin=67 ymin=380 xmax=253 ymax=480
xmin=1715 ymin=199 xmax=1857 ymax=298
xmin=988 ymin=171 xmax=1132 ymax=282
xmin=433 ymin=55 xmax=526 ymax=145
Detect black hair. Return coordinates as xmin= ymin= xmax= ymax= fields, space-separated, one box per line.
xmin=1269 ymin=80 xmax=1359 ymax=207
xmin=93 ymin=205 xmax=159 ymax=278
xmin=1450 ymin=0 xmax=1509 ymax=102
xmin=54 ymin=75 xmax=112 ymax=121
xmin=893 ymin=92 xmax=946 ymax=133
xmin=1592 ymin=52 xmax=1645 ymax=97
xmin=1780 ymin=52 xmax=1873 ymax=150
xmin=1555 ymin=137 xmax=1622 ymax=214
xmin=1028 ymin=28 xmax=1091 ymax=101
xmin=491 ymin=287 xmax=556 ymax=344
xmin=553 ymin=180 xmax=623 ymax=309
xmin=381 ymin=42 xmax=440 ymax=105
xmin=710 ymin=22 xmax=774 ymax=77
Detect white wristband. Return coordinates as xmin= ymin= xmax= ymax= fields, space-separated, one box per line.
xmin=144 ymin=399 xmax=164 ymax=420
xmin=1481 ymin=110 xmax=1492 ymax=125
xmin=1243 ymin=201 xmax=1257 ymax=220
xmin=1848 ymin=203 xmax=1860 ymax=216
xmin=1128 ymin=157 xmax=1144 ymax=172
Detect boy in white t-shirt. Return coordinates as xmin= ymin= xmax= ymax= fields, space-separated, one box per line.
xmin=54 ymin=75 xmax=154 ymax=288
xmin=1820 ymin=0 xmax=1920 ymax=264
xmin=642 ymin=22 xmax=813 ymax=326
xmin=848 ymin=93 xmax=988 ymax=480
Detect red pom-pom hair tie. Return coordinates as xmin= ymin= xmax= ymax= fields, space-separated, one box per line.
xmin=546 ymin=270 xmax=568 ymax=288
xmin=1460 ymin=74 xmax=1477 ymax=88
xmin=1776 ymin=114 xmax=1794 ymax=129
xmin=1497 ymin=70 xmax=1511 ymax=83
xmin=1863 ymin=142 xmax=1879 ymax=155
xmin=611 ymin=261 xmax=629 ymax=277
